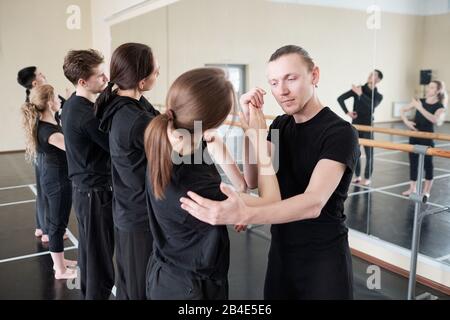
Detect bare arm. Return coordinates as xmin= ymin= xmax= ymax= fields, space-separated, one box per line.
xmin=401 ymin=101 xmax=417 ymax=131
xmin=416 ymin=103 xmax=446 ymax=125
xmin=48 ymin=132 xmax=65 ymax=151
xmin=180 ymin=158 xmax=346 ymax=225
xmin=205 ymin=131 xmax=247 ymax=193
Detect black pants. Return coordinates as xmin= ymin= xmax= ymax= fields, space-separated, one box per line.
xmin=115 ymin=227 xmax=153 ymax=300
xmin=34 ymin=153 xmax=47 ymax=234
xmin=264 ymin=238 xmax=354 ymax=300
xmin=72 ymin=186 xmax=115 ymax=300
xmin=40 ymin=164 xmax=72 ymax=253
xmin=409 ymin=137 xmax=434 ymax=181
xmin=355 ymin=131 xmax=374 ymax=179
xmin=146 ymin=256 xmax=228 ymax=300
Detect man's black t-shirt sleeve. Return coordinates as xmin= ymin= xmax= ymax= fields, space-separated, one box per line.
xmin=82 ymin=114 xmax=110 ymax=152
xmin=267 ymin=115 xmax=282 ymax=142
xmin=318 ymin=125 xmax=360 ymax=172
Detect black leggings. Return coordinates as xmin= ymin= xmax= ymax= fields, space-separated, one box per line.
xmin=355 ymin=131 xmax=374 ymax=179
xmin=34 ymin=153 xmax=47 ymax=234
xmin=409 ymin=138 xmax=434 ymax=181
xmin=40 ymin=164 xmax=72 ymax=253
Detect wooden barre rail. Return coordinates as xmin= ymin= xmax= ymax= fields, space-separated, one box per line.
xmin=356 ymin=139 xmax=450 ymax=159
xmin=354 ymin=124 xmax=450 ymax=142
xmin=221 ymin=121 xmax=450 ymax=159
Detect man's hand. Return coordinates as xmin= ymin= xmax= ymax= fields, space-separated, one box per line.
xmin=347 ymin=111 xmax=358 ymax=120
xmin=180 ymin=183 xmax=248 ymax=225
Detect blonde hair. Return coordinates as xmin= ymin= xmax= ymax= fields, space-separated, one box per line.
xmin=431 ymin=80 xmax=448 ymax=107
xmin=21 ymin=84 xmax=55 ymax=162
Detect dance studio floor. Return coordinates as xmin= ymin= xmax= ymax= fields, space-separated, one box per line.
xmin=0 ymin=122 xmax=449 ymax=300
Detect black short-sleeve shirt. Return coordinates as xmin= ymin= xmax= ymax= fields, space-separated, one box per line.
xmin=146 ymin=142 xmax=229 ymax=280
xmin=37 ymin=120 xmax=67 ymax=167
xmin=267 ymin=107 xmax=360 ymax=249
xmin=414 ymin=99 xmax=445 ymax=133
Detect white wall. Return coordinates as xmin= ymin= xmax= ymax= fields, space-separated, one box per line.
xmin=109 ymin=0 xmax=424 ymax=123
xmin=0 ymin=0 xmax=92 ymax=152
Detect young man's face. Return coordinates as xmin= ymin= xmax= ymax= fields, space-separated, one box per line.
xmin=266 ymin=53 xmax=316 ymax=115
xmin=82 ymin=63 xmax=108 ymax=94
xmin=33 ymin=69 xmax=47 ymax=87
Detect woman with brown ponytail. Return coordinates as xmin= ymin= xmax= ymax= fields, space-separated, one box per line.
xmin=144 ymin=68 xmax=280 ymax=300
xmin=21 ymin=84 xmax=76 ymax=280
xmin=95 ymin=43 xmax=160 ymax=300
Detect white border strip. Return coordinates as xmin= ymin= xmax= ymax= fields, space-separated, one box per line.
xmin=349 ymin=229 xmax=450 ymax=288
xmin=0 ymin=199 xmax=35 ymax=207
xmin=0 ymin=246 xmax=77 ymax=264
xmin=0 ymin=184 xmax=33 ymax=191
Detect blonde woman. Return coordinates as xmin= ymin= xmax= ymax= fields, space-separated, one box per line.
xmin=401 ymin=80 xmax=447 ymax=198
xmin=21 ymin=84 xmax=77 ymax=280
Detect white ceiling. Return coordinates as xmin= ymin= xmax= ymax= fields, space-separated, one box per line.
xmin=268 ymin=0 xmax=450 ymax=15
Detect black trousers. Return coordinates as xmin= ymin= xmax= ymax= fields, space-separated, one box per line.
xmin=72 ymin=186 xmax=115 ymax=300
xmin=115 ymin=227 xmax=153 ymax=300
xmin=146 ymin=256 xmax=228 ymax=300
xmin=40 ymin=164 xmax=72 ymax=253
xmin=409 ymin=137 xmax=434 ymax=181
xmin=264 ymin=238 xmax=354 ymax=300
xmin=355 ymin=131 xmax=374 ymax=179
xmin=34 ymin=153 xmax=47 ymax=234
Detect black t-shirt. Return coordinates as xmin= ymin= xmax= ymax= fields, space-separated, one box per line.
xmin=37 ymin=120 xmax=67 ymax=167
xmin=99 ymin=96 xmax=160 ymax=231
xmin=414 ymin=99 xmax=444 ymax=132
xmin=146 ymin=142 xmax=229 ymax=281
xmin=61 ymin=94 xmax=111 ymax=189
xmin=337 ymin=84 xmax=383 ymax=125
xmin=267 ymin=107 xmax=360 ymax=250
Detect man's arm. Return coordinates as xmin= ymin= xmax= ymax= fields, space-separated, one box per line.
xmin=180 ymin=158 xmax=345 ymax=225
xmin=337 ymin=90 xmax=355 ymax=115
xmin=83 ymin=116 xmax=110 ymax=152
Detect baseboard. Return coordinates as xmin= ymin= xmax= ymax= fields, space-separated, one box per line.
xmin=0 ymin=150 xmax=25 ymax=155
xmin=349 ymin=229 xmax=450 ymax=296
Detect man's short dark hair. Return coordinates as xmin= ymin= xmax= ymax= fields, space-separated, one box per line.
xmin=63 ymin=49 xmax=104 ymax=85
xmin=374 ymin=69 xmax=383 ymax=80
xmin=269 ymin=45 xmax=315 ymax=71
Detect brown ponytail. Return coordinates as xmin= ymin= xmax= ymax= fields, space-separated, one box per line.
xmin=144 ymin=68 xmax=234 ymax=200
xmin=144 ymin=113 xmax=174 ymax=200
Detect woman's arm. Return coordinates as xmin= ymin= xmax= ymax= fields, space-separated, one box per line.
xmin=401 ymin=101 xmax=417 ymax=131
xmin=414 ymin=100 xmax=446 ymax=125
xmin=205 ymin=130 xmax=247 ymax=193
xmin=48 ymin=132 xmax=65 ymax=151
xmin=239 ymin=106 xmax=281 ymax=206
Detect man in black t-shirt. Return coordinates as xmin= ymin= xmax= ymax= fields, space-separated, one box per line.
xmin=338 ymin=70 xmax=383 ymax=186
xmin=180 ymin=45 xmax=360 ymax=299
xmin=61 ymin=50 xmax=114 ymax=300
